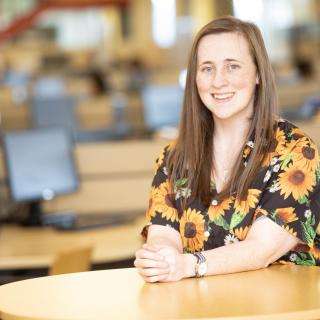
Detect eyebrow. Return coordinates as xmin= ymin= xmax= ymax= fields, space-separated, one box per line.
xmin=199 ymin=58 xmax=241 ymax=65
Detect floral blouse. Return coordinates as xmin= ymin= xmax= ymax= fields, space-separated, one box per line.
xmin=142 ymin=119 xmax=320 ymax=266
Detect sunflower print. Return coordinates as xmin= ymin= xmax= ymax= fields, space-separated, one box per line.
xmin=254 ymin=207 xmax=268 ymax=219
xmin=262 ymin=127 xmax=286 ymax=166
xmin=278 ymin=137 xmax=310 ymax=168
xmin=145 ymin=186 xmax=159 ymax=222
xmin=290 ymin=127 xmax=306 ymax=140
xmin=154 ymin=146 xmax=166 ymax=173
xmin=180 ymin=208 xmax=208 ymax=252
xmin=230 ymin=226 xmax=249 ymax=240
xmin=278 ymin=164 xmax=315 ymax=201
xmin=274 ymin=207 xmax=298 ymax=223
xmin=234 ymin=189 xmax=261 ymax=215
xmin=153 ymin=180 xmax=179 ymax=222
xmin=167 ymin=140 xmax=176 ymax=151
xmin=277 ymin=138 xmax=302 ymax=164
xmin=243 ymin=146 xmax=252 ymax=160
xmin=310 ymin=246 xmax=320 ymax=260
xmin=291 ymin=140 xmax=319 ymax=172
xmin=281 ymin=225 xmax=297 ymax=237
xmin=208 ymin=196 xmax=234 ymax=221
xmin=142 ymin=119 xmax=320 ymax=266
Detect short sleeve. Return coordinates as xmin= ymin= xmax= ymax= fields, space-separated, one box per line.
xmin=256 ymin=136 xmax=320 ymax=247
xmin=141 ymin=143 xmax=180 ymax=240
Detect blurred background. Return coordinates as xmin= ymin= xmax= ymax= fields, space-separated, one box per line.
xmin=0 ymin=0 xmax=319 ymax=132
xmin=0 ymin=0 xmax=319 ymax=282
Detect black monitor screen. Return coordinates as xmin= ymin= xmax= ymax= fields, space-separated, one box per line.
xmin=3 ymin=128 xmax=79 ymax=203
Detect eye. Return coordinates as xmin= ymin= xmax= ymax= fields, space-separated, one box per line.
xmin=201 ymin=66 xmax=213 ymax=73
xmin=227 ymin=64 xmax=240 ymax=72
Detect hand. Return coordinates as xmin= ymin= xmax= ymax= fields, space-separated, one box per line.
xmin=134 ymin=244 xmax=192 ymax=282
xmin=134 ymin=243 xmax=170 ymax=282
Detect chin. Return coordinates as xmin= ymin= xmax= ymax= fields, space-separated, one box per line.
xmin=213 ymin=113 xmax=235 ymax=120
xmin=210 ymin=107 xmax=236 ymax=120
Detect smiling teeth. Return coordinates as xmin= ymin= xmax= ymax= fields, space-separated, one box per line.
xmin=213 ymin=93 xmax=234 ymax=99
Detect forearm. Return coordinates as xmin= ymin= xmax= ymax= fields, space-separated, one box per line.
xmin=183 ymin=239 xmax=271 ymax=279
xmin=147 ymin=225 xmax=183 ymax=253
xmin=147 ymin=235 xmax=181 ymax=252
xmin=206 ymin=239 xmax=270 ymax=275
xmin=183 ymin=218 xmax=298 ymax=279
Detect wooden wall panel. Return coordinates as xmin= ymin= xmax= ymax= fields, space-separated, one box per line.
xmin=74 ymin=140 xmax=164 ymax=176
xmin=42 ymin=177 xmax=152 ymax=214
xmin=0 ymin=106 xmax=31 ymax=130
xmin=76 ymin=96 xmax=113 ymax=130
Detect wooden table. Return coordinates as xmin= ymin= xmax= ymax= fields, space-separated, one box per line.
xmin=0 ymin=218 xmax=144 ymax=270
xmin=0 ymin=266 xmax=319 ymax=320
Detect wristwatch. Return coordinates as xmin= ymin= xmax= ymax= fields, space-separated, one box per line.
xmin=193 ymin=252 xmax=207 ymax=277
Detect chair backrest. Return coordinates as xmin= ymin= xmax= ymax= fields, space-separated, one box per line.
xmin=49 ymin=246 xmax=92 ymax=276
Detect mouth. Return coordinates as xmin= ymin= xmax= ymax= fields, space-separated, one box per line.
xmin=211 ymin=92 xmax=235 ymax=102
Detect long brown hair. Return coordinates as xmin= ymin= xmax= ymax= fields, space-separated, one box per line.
xmin=167 ymin=16 xmax=278 ymax=205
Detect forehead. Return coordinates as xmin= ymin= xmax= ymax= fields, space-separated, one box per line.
xmin=197 ymin=32 xmax=252 ymax=63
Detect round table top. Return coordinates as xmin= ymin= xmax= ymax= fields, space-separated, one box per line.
xmin=0 ymin=265 xmax=320 ymax=320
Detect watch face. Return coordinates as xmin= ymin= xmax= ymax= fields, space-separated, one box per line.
xmin=198 ymin=262 xmax=207 ymax=276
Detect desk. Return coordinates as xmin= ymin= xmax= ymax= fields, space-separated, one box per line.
xmin=0 ymin=218 xmax=144 ymax=270
xmin=0 ymin=266 xmax=319 ymax=320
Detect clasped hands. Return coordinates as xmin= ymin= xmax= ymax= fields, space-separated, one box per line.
xmin=134 ymin=243 xmax=192 ymax=282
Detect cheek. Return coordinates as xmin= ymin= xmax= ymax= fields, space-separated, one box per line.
xmin=196 ymin=75 xmax=210 ymax=92
xmin=231 ymin=71 xmax=257 ymax=91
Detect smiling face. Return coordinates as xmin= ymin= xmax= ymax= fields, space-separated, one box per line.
xmin=196 ymin=32 xmax=259 ymax=121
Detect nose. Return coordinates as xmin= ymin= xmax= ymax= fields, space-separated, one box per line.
xmin=212 ymin=68 xmax=228 ymax=88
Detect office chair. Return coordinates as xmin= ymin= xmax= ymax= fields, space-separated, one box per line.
xmin=49 ymin=246 xmax=93 ymax=276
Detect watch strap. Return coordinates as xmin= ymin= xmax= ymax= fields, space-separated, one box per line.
xmin=194 ymin=251 xmax=206 ymax=264
xmin=193 ymin=251 xmax=207 ymax=277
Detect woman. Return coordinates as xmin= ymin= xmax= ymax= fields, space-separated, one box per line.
xmin=134 ymin=16 xmax=320 ymax=282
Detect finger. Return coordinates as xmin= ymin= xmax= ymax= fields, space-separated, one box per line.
xmin=135 ymin=249 xmax=164 ymax=261
xmin=138 ymin=267 xmax=170 ymax=278
xmin=134 ymin=258 xmax=169 ymax=269
xmin=144 ymin=274 xmax=169 ymax=283
xmin=143 ymin=243 xmax=163 ymax=252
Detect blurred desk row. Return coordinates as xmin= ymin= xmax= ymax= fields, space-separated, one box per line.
xmin=0 ymin=84 xmax=184 ymax=139
xmin=0 ymin=139 xmax=165 ymax=272
xmin=0 ymin=217 xmax=144 ymax=270
xmin=0 ymin=139 xmax=164 ymax=215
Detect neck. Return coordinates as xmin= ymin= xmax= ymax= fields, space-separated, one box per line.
xmin=213 ymin=114 xmax=252 ymax=148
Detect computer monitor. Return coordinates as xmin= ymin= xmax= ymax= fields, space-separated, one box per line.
xmin=32 ymin=76 xmax=66 ymax=98
xmin=31 ymin=95 xmax=129 ymax=143
xmin=141 ymin=85 xmax=184 ymax=131
xmin=3 ymin=128 xmax=79 ymax=226
xmin=31 ymin=96 xmax=77 ymax=136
